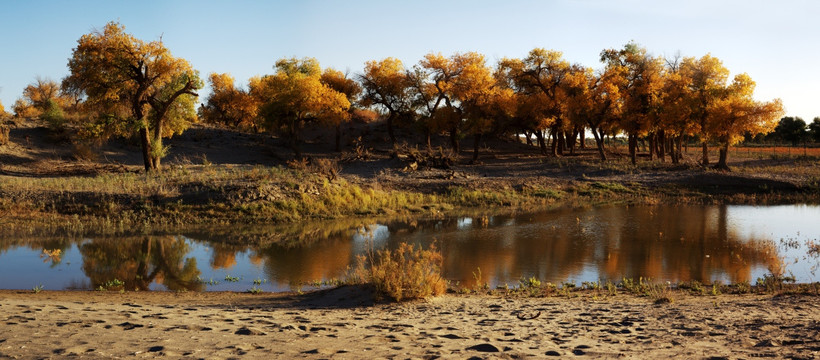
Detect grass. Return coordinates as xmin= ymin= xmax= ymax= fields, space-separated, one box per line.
xmin=349 ymin=242 xmax=447 ymax=302
xmin=1 ymin=152 xmax=819 ymax=237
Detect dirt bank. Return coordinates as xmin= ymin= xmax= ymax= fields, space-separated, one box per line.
xmin=0 ymin=288 xmax=818 ymax=359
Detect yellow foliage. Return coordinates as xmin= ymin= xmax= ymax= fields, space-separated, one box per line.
xmin=200 ymin=72 xmax=260 ymax=130
xmin=255 ymin=57 xmax=350 ymax=157
xmin=350 ymin=242 xmax=446 ymax=302
xmin=63 ymin=21 xmax=202 ymax=170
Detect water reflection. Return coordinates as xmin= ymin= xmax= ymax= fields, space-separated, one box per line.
xmin=0 ymin=205 xmax=816 ymax=291
xmin=80 ymin=236 xmax=203 ymax=291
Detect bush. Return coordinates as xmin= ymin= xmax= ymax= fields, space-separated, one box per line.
xmin=350 ymin=242 xmax=446 ymax=301
xmin=0 ymin=124 xmax=9 ymax=146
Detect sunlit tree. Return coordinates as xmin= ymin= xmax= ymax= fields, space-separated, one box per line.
xmin=256 ymin=57 xmax=350 ymax=159
xmin=358 ymin=57 xmax=413 ymax=145
xmin=601 ymin=42 xmax=665 ymax=164
xmin=708 ymin=74 xmax=783 ymax=170
xmin=321 ymin=68 xmax=362 ymax=151
xmin=678 ymin=54 xmax=730 ymax=165
xmin=498 ymin=49 xmax=571 ymax=156
xmin=564 ymin=65 xmax=624 ymax=161
xmin=62 ymin=21 xmax=202 ymax=172
xmin=199 ymin=73 xmax=260 ymax=131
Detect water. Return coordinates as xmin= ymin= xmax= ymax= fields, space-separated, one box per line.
xmin=1 ymin=205 xmax=818 ymax=292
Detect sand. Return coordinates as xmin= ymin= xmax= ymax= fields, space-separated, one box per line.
xmin=0 ymin=287 xmax=818 ymax=359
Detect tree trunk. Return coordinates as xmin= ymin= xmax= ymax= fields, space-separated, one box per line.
xmin=291 ymin=124 xmax=303 ymax=159
xmin=567 ymin=129 xmax=577 ymax=155
xmin=525 ymin=131 xmax=533 ymax=146
xmin=657 ymin=130 xmax=666 ymax=162
xmin=579 ymin=126 xmax=586 ymax=149
xmin=535 ymin=131 xmax=547 ymax=155
xmin=549 ymin=131 xmax=559 ymax=156
xmin=676 ymin=137 xmax=684 ymax=163
xmin=591 ymin=127 xmax=607 ymax=161
xmin=701 ymin=142 xmax=709 ymax=165
xmin=557 ymin=130 xmax=565 ymax=156
xmin=450 ymin=124 xmax=459 ymax=153
xmin=669 ymin=136 xmax=678 ymax=164
xmin=139 ymin=127 xmax=153 ymax=172
xmin=715 ymin=142 xmax=730 ymax=170
xmin=628 ymin=134 xmax=637 ymax=165
xmin=150 ymin=122 xmax=163 ymax=171
xmin=335 ymin=123 xmax=342 ymax=152
xmin=386 ymin=112 xmax=396 ymax=145
xmin=648 ymin=133 xmax=656 ymax=161
xmin=425 ymin=128 xmax=432 ymax=151
xmin=471 ymin=133 xmax=481 ymax=163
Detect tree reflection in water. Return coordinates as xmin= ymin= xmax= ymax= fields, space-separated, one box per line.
xmin=80 ymin=236 xmax=203 ymax=291
xmin=0 ymin=205 xmax=803 ymax=292
xmin=394 ymin=205 xmax=782 ymax=288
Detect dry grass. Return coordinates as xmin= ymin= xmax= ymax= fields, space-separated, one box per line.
xmin=349 ymin=242 xmax=447 ymax=302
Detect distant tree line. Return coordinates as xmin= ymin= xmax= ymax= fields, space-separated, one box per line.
xmin=4 ymin=21 xmax=793 ymax=172
xmin=745 ymin=116 xmax=820 ymax=146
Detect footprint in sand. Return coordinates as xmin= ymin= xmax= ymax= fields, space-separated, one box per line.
xmin=117 ymin=321 xmax=144 ymax=330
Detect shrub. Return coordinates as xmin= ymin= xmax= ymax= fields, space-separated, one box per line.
xmin=0 ymin=124 xmax=8 ymax=146
xmin=350 ymin=242 xmax=446 ymax=302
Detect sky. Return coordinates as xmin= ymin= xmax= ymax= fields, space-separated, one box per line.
xmin=1 ymin=0 xmax=818 ymax=120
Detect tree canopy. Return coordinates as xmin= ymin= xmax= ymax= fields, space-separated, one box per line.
xmin=62 ymin=21 xmax=202 ymax=171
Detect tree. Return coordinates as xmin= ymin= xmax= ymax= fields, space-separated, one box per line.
xmin=418 ymin=52 xmax=496 ymax=156
xmin=772 ymin=116 xmax=807 ymax=146
xmin=320 ymin=68 xmax=362 ymax=151
xmin=199 ymin=73 xmax=259 ymax=131
xmin=564 ymin=64 xmax=624 ymax=161
xmin=601 ymin=42 xmax=665 ymax=165
xmin=12 ymin=98 xmax=39 ymax=118
xmin=498 ymin=49 xmax=571 ymax=156
xmin=358 ymin=58 xmax=413 ymax=145
xmin=678 ymin=54 xmax=730 ymax=165
xmin=809 ymin=117 xmax=820 ymax=143
xmin=62 ymin=21 xmax=202 ymax=172
xmin=708 ymin=73 xmax=784 ymax=170
xmin=21 ymin=77 xmax=73 ymax=114
xmin=256 ymin=57 xmax=350 ymax=159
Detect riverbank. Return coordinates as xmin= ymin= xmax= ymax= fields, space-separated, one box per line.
xmin=2 ymin=122 xmax=820 ymax=237
xmin=1 ymin=288 xmax=818 ymax=359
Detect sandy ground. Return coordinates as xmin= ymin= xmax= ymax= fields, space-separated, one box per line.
xmin=1 ymin=287 xmax=818 ymax=359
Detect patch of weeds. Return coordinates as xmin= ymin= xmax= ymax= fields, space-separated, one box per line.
xmin=530 ymin=188 xmax=564 ymax=200
xmin=711 ymin=281 xmax=722 ymax=296
xmin=198 ymin=277 xmax=220 ymax=286
xmin=247 ymin=286 xmax=264 ymax=294
xmin=732 ymin=281 xmax=751 ymax=294
xmin=32 ymin=284 xmax=44 ymax=294
xmin=472 ymin=267 xmax=489 ymax=293
xmin=519 ymin=277 xmax=542 ymax=297
xmin=648 ymin=282 xmax=675 ymax=304
xmin=679 ymin=280 xmax=706 ymax=295
xmin=605 ymin=281 xmax=618 ymax=296
xmin=96 ymin=278 xmax=125 ymax=292
xmin=224 ymin=275 xmax=240 ymax=282
xmin=252 ymin=278 xmax=266 ymax=286
xmin=349 ymin=242 xmax=446 ymax=302
xmin=756 ymin=273 xmax=796 ymax=293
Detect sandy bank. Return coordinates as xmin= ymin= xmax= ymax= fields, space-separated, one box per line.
xmin=1 ymin=287 xmax=818 ymax=359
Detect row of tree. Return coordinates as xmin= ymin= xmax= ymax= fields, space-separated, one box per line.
xmin=3 ymin=21 xmax=787 ymax=172
xmin=758 ymin=116 xmax=820 ymax=145
xmin=200 ymin=45 xmax=784 ymax=169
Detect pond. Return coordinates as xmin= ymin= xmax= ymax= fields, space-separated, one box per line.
xmin=1 ymin=205 xmax=818 ymax=292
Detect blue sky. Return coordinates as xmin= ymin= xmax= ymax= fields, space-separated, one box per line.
xmin=1 ymin=0 xmax=818 ymax=120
